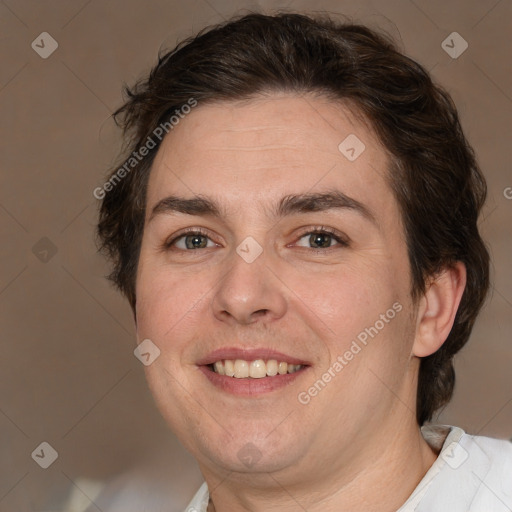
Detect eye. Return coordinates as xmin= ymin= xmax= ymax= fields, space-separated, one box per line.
xmin=165 ymin=229 xmax=217 ymax=250
xmin=295 ymin=227 xmax=348 ymax=249
xmin=163 ymin=226 xmax=349 ymax=252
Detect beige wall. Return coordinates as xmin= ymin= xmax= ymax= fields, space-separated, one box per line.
xmin=1 ymin=0 xmax=510 ymax=510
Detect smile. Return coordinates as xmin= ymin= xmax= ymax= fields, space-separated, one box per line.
xmin=197 ymin=348 xmax=310 ymax=395
xmin=211 ymin=359 xmax=304 ymax=378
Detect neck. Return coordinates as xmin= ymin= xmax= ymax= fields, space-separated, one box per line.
xmin=202 ymin=420 xmax=439 ymax=512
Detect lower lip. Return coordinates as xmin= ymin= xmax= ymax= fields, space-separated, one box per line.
xmin=199 ymin=365 xmax=308 ymax=396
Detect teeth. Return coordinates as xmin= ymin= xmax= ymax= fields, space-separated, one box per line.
xmin=211 ymin=359 xmax=304 ymax=378
xmin=224 ymin=359 xmax=235 ymax=377
xmin=266 ymin=359 xmax=278 ymax=376
xmin=214 ymin=361 xmax=225 ymax=375
xmin=249 ymin=359 xmax=267 ymax=378
xmin=234 ymin=359 xmax=249 ymax=378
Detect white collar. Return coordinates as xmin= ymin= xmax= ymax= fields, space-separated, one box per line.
xmin=184 ymin=425 xmax=512 ymax=512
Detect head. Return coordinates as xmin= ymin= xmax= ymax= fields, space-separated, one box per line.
xmin=97 ymin=12 xmax=489 ymax=477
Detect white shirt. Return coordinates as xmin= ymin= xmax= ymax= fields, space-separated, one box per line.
xmin=184 ymin=424 xmax=512 ymax=512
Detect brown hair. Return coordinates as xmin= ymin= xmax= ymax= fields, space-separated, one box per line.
xmin=97 ymin=12 xmax=490 ymax=425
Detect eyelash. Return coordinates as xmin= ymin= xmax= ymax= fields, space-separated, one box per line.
xmin=163 ymin=227 xmax=212 ymax=249
xmin=293 ymin=226 xmax=349 ymax=250
xmin=163 ymin=226 xmax=349 ymax=252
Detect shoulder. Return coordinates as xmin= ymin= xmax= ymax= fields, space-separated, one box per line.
xmin=462 ymin=430 xmax=512 ymax=509
xmin=416 ymin=425 xmax=512 ymax=512
xmin=466 ymin=429 xmax=512 ymax=462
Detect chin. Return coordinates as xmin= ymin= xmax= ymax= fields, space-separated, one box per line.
xmin=192 ymin=426 xmax=305 ymax=475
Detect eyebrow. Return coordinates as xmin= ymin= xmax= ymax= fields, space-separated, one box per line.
xmin=148 ymin=189 xmax=376 ymax=225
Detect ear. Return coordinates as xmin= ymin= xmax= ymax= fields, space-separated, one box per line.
xmin=412 ymin=262 xmax=467 ymax=358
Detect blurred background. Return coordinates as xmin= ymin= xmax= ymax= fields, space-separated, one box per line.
xmin=0 ymin=0 xmax=511 ymax=510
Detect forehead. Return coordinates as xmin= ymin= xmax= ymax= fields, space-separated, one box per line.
xmin=146 ymin=93 xmax=397 ymax=224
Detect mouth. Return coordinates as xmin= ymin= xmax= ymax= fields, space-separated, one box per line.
xmin=197 ymin=348 xmax=310 ymax=395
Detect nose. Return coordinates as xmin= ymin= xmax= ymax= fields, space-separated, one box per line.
xmin=211 ymin=246 xmax=288 ymax=326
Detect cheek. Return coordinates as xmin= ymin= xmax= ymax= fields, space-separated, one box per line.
xmin=285 ymin=260 xmax=398 ymax=336
xmin=134 ymin=266 xmax=216 ymax=411
xmin=135 ymin=265 xmax=211 ymax=426
xmin=283 ymin=258 xmax=412 ymax=398
xmin=135 ymin=261 xmax=207 ymax=342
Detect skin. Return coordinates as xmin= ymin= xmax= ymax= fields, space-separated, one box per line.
xmin=134 ymin=93 xmax=466 ymax=511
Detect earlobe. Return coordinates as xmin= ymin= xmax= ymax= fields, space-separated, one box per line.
xmin=413 ymin=262 xmax=467 ymax=358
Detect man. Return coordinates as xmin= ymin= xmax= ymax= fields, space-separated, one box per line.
xmin=96 ymin=12 xmax=512 ymax=512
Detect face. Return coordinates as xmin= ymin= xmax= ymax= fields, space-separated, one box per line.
xmin=135 ymin=93 xmax=419 ymax=482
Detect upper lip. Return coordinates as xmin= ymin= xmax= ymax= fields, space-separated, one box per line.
xmin=197 ymin=347 xmax=310 ymax=366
